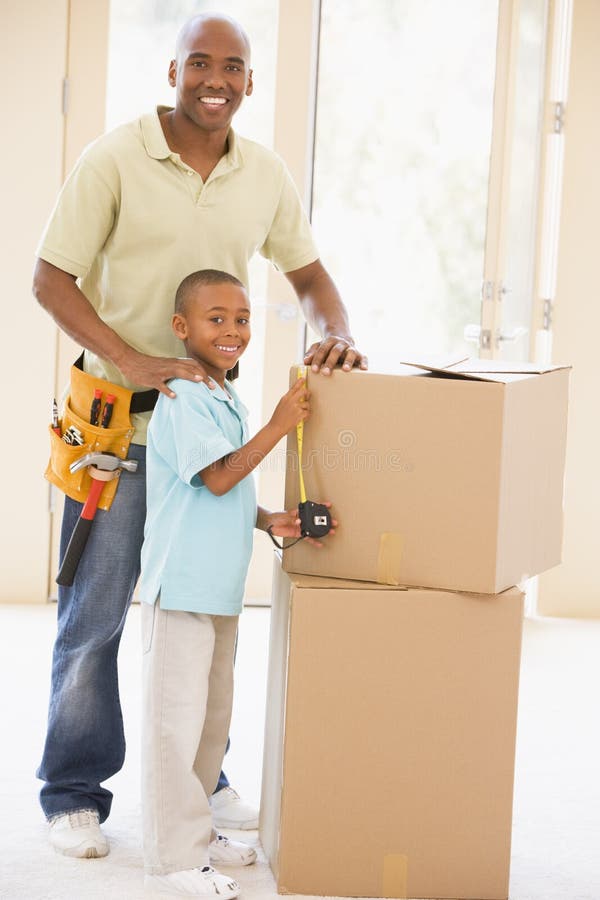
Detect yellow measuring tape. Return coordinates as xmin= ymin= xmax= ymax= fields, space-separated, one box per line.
xmin=296 ymin=366 xmax=307 ymax=504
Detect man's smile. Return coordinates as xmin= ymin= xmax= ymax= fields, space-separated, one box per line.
xmin=199 ymin=96 xmax=228 ymax=106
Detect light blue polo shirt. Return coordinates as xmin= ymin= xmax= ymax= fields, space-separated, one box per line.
xmin=139 ymin=378 xmax=257 ymax=615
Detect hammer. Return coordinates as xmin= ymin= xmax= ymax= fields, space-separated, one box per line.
xmin=56 ymin=452 xmax=138 ymax=587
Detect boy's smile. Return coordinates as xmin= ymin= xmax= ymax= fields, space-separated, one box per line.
xmin=172 ymin=282 xmax=250 ymax=386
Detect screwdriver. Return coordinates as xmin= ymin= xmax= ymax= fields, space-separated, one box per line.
xmin=90 ymin=389 xmax=103 ymax=426
xmin=101 ymin=394 xmax=116 ymax=428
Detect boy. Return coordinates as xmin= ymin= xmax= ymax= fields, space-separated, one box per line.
xmin=139 ymin=269 xmax=334 ymax=898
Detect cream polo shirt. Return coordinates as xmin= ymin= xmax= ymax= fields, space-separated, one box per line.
xmin=37 ymin=106 xmax=318 ymax=443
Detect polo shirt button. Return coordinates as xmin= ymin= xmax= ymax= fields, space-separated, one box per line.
xmin=187 ymin=171 xmax=193 ymax=176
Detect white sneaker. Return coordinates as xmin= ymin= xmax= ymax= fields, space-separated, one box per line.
xmin=49 ymin=809 xmax=109 ymax=859
xmin=209 ymin=833 xmax=257 ymax=867
xmin=209 ymin=787 xmax=258 ymax=830
xmin=144 ymin=866 xmax=240 ymax=898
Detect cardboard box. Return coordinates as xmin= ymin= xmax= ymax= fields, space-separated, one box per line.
xmin=283 ymin=359 xmax=570 ymax=593
xmin=260 ymin=560 xmax=525 ymax=899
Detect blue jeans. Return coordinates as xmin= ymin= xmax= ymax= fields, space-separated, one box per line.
xmin=37 ymin=444 xmax=229 ymax=822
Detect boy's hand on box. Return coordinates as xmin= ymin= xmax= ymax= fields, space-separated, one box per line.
xmin=266 ymin=504 xmax=337 ymax=548
xmin=269 ymin=378 xmax=310 ymax=437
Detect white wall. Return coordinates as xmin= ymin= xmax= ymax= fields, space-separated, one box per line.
xmin=0 ymin=1 xmax=68 ymax=602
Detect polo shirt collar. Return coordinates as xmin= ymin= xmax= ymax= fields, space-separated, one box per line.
xmin=210 ymin=381 xmax=234 ymax=402
xmin=141 ymin=106 xmax=242 ymax=170
xmin=200 ymin=378 xmax=244 ymax=411
xmin=213 ymin=380 xmax=250 ymax=423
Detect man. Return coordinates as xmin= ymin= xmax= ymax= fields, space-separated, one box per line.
xmin=34 ymin=12 xmax=367 ymax=863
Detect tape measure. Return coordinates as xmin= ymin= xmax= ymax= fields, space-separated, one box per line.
xmin=296 ymin=366 xmax=308 ymax=505
xmin=295 ymin=366 xmax=332 ymax=539
xmin=266 ymin=365 xmax=333 ymax=549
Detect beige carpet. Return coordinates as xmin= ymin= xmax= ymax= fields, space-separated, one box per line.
xmin=1 ymin=605 xmax=599 ymax=900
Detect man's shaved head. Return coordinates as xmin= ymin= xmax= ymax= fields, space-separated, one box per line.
xmin=175 ymin=13 xmax=251 ymax=62
xmin=167 ymin=12 xmax=253 ymax=137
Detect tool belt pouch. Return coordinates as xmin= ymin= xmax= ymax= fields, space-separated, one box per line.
xmin=45 ymin=363 xmax=136 ymax=512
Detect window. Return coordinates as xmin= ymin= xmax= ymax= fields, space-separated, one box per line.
xmin=312 ymin=0 xmax=500 ymax=368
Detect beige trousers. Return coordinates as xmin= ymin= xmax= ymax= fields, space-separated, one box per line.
xmin=141 ymin=601 xmax=239 ymax=875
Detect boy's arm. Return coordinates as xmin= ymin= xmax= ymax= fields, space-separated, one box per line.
xmin=256 ymin=505 xmax=286 ymax=533
xmin=256 ymin=504 xmax=337 ymax=548
xmin=199 ymin=379 xmax=308 ymax=496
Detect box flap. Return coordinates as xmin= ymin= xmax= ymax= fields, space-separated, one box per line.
xmin=275 ymin=549 xmax=404 ymax=590
xmin=282 ymin=562 xmax=524 ymax=600
xmin=286 ymin=570 xmax=406 ymax=591
xmin=400 ymin=357 xmax=571 ymax=383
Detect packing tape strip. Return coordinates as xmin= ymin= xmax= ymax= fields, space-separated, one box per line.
xmin=376 ymin=532 xmax=403 ymax=585
xmin=382 ymin=853 xmax=408 ymax=898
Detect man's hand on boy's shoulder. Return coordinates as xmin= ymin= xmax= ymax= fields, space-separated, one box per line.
xmin=258 ymin=504 xmax=337 ymax=548
xmin=304 ymin=336 xmax=368 ymax=376
xmin=116 ymin=349 xmax=215 ymax=398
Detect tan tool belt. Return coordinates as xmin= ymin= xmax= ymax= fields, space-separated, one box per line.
xmin=45 ymin=355 xmax=158 ymax=511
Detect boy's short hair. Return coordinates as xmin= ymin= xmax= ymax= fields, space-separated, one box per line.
xmin=175 ymin=269 xmax=245 ymax=316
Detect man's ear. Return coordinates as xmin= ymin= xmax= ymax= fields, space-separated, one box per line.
xmin=168 ymin=59 xmax=177 ymax=88
xmin=246 ymin=68 xmax=254 ymax=97
xmin=172 ymin=313 xmax=187 ymax=339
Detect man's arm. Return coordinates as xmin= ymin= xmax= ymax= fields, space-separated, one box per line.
xmin=33 ymin=259 xmax=211 ymax=397
xmin=285 ymin=258 xmax=368 ymax=374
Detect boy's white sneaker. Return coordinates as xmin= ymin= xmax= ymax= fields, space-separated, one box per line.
xmin=145 ymin=866 xmax=240 ymax=898
xmin=49 ymin=809 xmax=109 ymax=858
xmin=209 ymin=787 xmax=259 ymax=830
xmin=209 ymin=833 xmax=257 ymax=866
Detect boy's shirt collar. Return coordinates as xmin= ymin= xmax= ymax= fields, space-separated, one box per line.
xmin=200 ymin=376 xmax=249 ymax=420
xmin=208 ymin=380 xmax=234 ymax=403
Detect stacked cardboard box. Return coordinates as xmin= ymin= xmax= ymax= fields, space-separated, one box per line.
xmin=260 ymin=360 xmax=570 ymax=900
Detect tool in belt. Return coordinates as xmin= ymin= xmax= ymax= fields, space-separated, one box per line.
xmin=46 ymin=354 xmax=159 ymax=587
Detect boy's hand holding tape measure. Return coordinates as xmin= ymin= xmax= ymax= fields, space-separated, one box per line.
xmin=268 ymin=374 xmax=311 ymax=434
xmin=265 ymin=366 xmax=336 ymax=550
xmin=264 ymin=505 xmax=337 ymax=549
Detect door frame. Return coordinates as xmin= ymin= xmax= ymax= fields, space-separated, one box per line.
xmin=49 ymin=0 xmax=111 ymax=598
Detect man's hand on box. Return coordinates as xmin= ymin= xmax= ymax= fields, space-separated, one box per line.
xmin=266 ymin=503 xmax=337 ymax=548
xmin=304 ymin=336 xmax=368 ymax=375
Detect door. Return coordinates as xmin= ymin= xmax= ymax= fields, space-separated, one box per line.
xmin=49 ymin=0 xmax=112 ymax=597
xmin=2 ymin=0 xmax=68 ymax=603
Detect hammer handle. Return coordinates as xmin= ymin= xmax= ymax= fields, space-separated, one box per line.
xmin=56 ymin=478 xmax=106 ymax=586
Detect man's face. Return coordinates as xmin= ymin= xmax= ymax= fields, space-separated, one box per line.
xmin=169 ymin=19 xmax=253 ymax=133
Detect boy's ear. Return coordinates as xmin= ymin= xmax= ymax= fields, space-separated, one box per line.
xmin=172 ymin=313 xmax=187 ymax=340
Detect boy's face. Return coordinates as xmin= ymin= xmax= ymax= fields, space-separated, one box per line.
xmin=172 ymin=282 xmax=251 ymax=382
